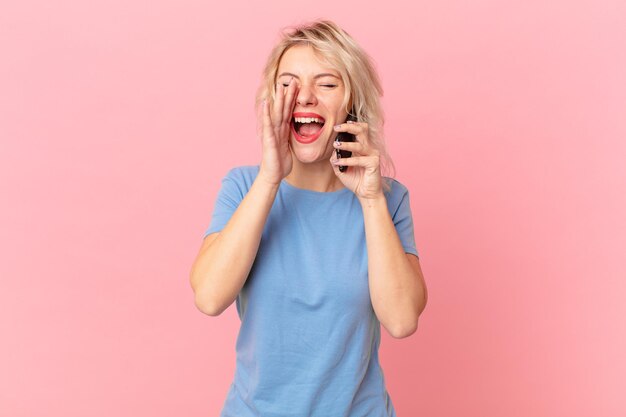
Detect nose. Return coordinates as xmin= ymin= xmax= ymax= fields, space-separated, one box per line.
xmin=296 ymin=84 xmax=317 ymax=106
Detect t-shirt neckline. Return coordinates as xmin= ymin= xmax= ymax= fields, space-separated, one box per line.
xmin=280 ymin=178 xmax=352 ymax=196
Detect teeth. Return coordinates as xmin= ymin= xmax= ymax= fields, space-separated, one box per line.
xmin=293 ymin=116 xmax=324 ymax=124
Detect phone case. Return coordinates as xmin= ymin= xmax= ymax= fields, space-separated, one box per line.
xmin=334 ymin=113 xmax=358 ymax=172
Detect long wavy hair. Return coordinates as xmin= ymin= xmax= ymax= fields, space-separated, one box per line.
xmin=255 ymin=19 xmax=396 ymax=191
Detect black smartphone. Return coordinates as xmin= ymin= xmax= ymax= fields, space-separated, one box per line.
xmin=334 ymin=112 xmax=358 ymax=172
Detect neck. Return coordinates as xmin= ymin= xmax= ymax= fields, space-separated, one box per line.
xmin=284 ymin=158 xmax=345 ymax=193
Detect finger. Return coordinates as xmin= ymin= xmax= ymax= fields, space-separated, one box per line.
xmin=282 ymin=79 xmax=298 ymax=125
xmin=331 ymin=155 xmax=377 ymax=167
xmin=333 ymin=122 xmax=366 ymax=134
xmin=329 ymin=152 xmax=353 ymax=173
xmin=333 ymin=139 xmax=366 ymax=154
xmin=262 ymin=99 xmax=274 ymax=141
xmin=272 ymin=83 xmax=285 ymax=127
xmin=334 ymin=122 xmax=371 ymax=147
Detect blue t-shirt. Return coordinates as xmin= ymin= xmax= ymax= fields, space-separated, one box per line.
xmin=203 ymin=165 xmax=419 ymax=417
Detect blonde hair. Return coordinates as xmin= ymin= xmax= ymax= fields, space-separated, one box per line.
xmin=254 ymin=19 xmax=396 ymax=192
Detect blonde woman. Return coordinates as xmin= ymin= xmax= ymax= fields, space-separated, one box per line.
xmin=190 ymin=19 xmax=427 ymax=416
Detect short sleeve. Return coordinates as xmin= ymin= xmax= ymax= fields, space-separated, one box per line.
xmin=202 ymin=168 xmax=245 ymax=239
xmin=391 ymin=185 xmax=419 ymax=259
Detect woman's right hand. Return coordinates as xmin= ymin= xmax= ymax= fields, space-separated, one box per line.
xmin=258 ymin=78 xmax=299 ymax=186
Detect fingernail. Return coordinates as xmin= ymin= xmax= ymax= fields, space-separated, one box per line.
xmin=334 ymin=125 xmax=341 ymax=130
xmin=334 ymin=141 xmax=341 ymax=147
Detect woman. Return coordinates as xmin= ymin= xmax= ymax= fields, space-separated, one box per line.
xmin=190 ymin=19 xmax=427 ymax=417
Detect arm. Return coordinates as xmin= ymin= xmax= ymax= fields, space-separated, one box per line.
xmin=360 ymin=195 xmax=428 ymax=339
xmin=189 ymin=177 xmax=279 ymax=316
xmin=191 ymin=80 xmax=299 ymax=316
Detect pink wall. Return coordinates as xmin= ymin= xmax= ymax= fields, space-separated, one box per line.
xmin=1 ymin=1 xmax=625 ymax=416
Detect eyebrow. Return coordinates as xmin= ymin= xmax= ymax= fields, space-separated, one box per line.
xmin=278 ymin=72 xmax=340 ymax=80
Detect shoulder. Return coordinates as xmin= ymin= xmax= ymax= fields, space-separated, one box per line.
xmin=222 ymin=164 xmax=261 ymax=189
xmin=383 ymin=176 xmax=410 ymax=201
xmin=223 ymin=164 xmax=260 ymax=180
xmin=382 ymin=177 xmax=411 ymax=218
xmin=225 ymin=165 xmax=259 ymax=182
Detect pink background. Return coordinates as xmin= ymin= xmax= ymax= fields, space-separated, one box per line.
xmin=1 ymin=1 xmax=625 ymax=416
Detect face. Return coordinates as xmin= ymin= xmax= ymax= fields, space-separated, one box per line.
xmin=276 ymin=44 xmax=349 ymax=163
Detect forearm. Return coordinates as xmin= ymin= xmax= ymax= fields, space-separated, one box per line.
xmin=191 ymin=177 xmax=279 ymax=315
xmin=360 ymin=196 xmax=426 ymax=337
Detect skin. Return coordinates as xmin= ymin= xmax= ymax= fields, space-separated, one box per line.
xmin=257 ymin=44 xmax=428 ymax=337
xmin=258 ymin=44 xmax=348 ymax=193
xmin=190 ymin=44 xmax=427 ymax=338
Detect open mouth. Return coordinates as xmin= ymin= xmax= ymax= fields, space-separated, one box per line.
xmin=291 ymin=113 xmax=326 ymax=144
xmin=291 ymin=116 xmax=325 ymax=143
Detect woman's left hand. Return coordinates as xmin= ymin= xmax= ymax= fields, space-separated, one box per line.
xmin=330 ymin=121 xmax=384 ymax=201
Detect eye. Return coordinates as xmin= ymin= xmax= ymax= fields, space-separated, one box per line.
xmin=280 ymin=82 xmax=301 ymax=87
xmin=279 ymin=83 xmax=336 ymax=88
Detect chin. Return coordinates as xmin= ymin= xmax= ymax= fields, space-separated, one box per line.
xmin=290 ymin=136 xmax=331 ymax=164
